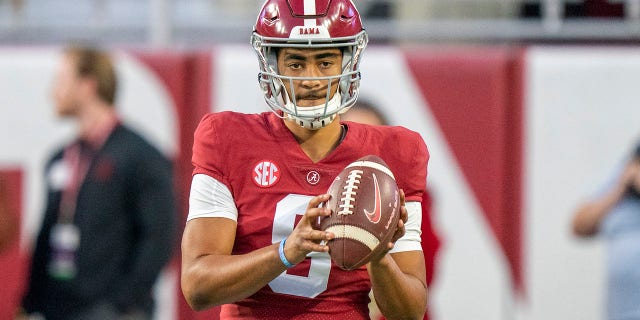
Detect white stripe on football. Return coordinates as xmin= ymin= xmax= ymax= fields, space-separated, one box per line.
xmin=345 ymin=160 xmax=395 ymax=180
xmin=325 ymin=225 xmax=380 ymax=250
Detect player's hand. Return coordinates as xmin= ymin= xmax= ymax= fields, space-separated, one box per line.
xmin=283 ymin=194 xmax=335 ymax=265
xmin=369 ymin=189 xmax=408 ymax=264
xmin=390 ymin=189 xmax=408 ymax=245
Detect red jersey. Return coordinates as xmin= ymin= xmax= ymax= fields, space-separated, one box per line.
xmin=192 ymin=111 xmax=429 ymax=319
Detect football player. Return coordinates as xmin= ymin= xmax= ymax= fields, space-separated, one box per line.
xmin=181 ymin=0 xmax=429 ymax=319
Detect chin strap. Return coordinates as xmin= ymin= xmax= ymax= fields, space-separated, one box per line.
xmin=286 ymin=113 xmax=337 ymax=130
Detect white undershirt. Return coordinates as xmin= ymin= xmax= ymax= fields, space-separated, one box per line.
xmin=188 ymin=173 xmax=422 ymax=253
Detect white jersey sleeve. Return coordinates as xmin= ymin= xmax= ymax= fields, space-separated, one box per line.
xmin=187 ymin=173 xmax=238 ymax=221
xmin=389 ymin=201 xmax=423 ymax=253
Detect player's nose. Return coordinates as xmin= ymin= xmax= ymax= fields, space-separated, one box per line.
xmin=299 ymin=66 xmax=323 ymax=88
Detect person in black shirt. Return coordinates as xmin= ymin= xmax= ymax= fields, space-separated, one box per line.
xmin=20 ymin=45 xmax=177 ymax=320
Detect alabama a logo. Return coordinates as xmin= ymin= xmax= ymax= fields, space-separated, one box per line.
xmin=306 ymin=170 xmax=320 ymax=185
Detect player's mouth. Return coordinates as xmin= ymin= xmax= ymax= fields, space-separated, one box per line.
xmin=296 ymin=93 xmax=328 ymax=106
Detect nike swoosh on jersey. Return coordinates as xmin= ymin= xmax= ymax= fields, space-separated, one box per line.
xmin=364 ymin=173 xmax=382 ymax=223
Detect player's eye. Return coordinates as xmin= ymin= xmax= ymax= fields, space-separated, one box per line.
xmin=319 ymin=61 xmax=333 ymax=68
xmin=288 ymin=63 xmax=302 ymax=70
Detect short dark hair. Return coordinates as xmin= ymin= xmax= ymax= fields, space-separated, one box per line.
xmin=64 ymin=45 xmax=118 ymax=105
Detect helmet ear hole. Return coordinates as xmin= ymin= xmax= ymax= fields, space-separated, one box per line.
xmin=262 ymin=82 xmax=272 ymax=98
xmin=339 ymin=78 xmax=350 ymax=98
xmin=258 ymin=73 xmax=273 ymax=98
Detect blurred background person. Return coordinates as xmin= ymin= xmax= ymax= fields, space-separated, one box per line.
xmin=572 ymin=141 xmax=640 ymax=320
xmin=341 ymin=99 xmax=441 ymax=320
xmin=19 ymin=45 xmax=177 ymax=320
xmin=340 ymin=100 xmax=390 ymax=128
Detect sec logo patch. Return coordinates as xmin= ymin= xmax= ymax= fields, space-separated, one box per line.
xmin=253 ymin=160 xmax=280 ymax=187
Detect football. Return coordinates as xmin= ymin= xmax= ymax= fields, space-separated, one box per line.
xmin=319 ymin=155 xmax=400 ymax=270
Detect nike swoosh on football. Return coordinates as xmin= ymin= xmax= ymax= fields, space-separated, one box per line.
xmin=364 ymin=173 xmax=382 ymax=223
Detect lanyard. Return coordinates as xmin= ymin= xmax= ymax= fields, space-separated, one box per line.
xmin=58 ymin=142 xmax=94 ymax=223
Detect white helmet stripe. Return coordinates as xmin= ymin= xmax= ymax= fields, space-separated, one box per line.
xmin=304 ymin=0 xmax=316 ymax=14
xmin=304 ymin=0 xmax=317 ymax=27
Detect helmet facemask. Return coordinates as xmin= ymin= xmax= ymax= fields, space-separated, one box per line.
xmin=251 ymin=30 xmax=368 ymax=130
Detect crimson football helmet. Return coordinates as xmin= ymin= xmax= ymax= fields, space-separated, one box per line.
xmin=251 ymin=0 xmax=368 ymax=130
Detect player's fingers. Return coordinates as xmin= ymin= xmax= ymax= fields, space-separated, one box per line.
xmin=401 ymin=203 xmax=408 ymax=223
xmin=284 ymin=235 xmax=329 ymax=263
xmin=303 ymin=242 xmax=330 ymax=253
xmin=391 ymin=219 xmax=406 ymax=243
xmin=307 ymin=194 xmax=330 ymax=209
xmin=303 ymin=229 xmax=334 ymax=241
xmin=304 ymin=195 xmax=331 ymax=226
xmin=304 ymin=207 xmax=332 ymax=223
xmin=288 ymin=232 xmax=330 ymax=252
xmin=399 ymin=189 xmax=406 ymax=206
xmin=289 ymin=220 xmax=333 ymax=247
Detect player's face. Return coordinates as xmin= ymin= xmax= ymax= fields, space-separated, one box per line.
xmin=277 ymin=47 xmax=342 ymax=108
xmin=51 ymin=55 xmax=83 ymax=117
